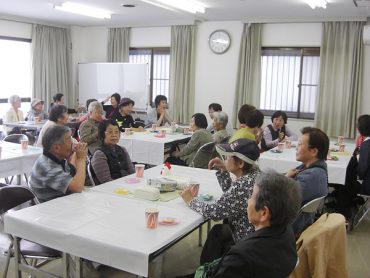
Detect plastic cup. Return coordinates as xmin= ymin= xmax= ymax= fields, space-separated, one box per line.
xmin=339 ymin=144 xmax=345 ymax=152
xmin=285 ymin=140 xmax=291 ymax=149
xmin=278 ymin=142 xmax=285 ymax=152
xmin=125 ymin=128 xmax=131 ymax=136
xmin=152 ymin=124 xmax=157 ymax=131
xmin=338 ymin=136 xmax=344 ymax=145
xmin=20 ymin=139 xmax=28 ymax=150
xmin=189 ymin=182 xmax=200 ymax=197
xmin=145 ymin=208 xmax=159 ymax=229
xmin=135 ymin=164 xmax=145 ymax=178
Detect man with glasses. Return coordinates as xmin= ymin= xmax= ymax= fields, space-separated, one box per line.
xmin=29 ymin=125 xmax=88 ymax=203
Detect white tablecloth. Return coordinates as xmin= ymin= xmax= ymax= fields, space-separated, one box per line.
xmin=0 ymin=141 xmax=42 ymax=178
xmin=4 ymin=165 xmax=221 ymax=277
xmin=118 ymin=131 xmax=191 ymax=165
xmin=259 ymin=142 xmax=355 ymax=184
xmin=3 ymin=121 xmax=46 ymax=131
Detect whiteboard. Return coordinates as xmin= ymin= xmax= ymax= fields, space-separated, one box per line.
xmin=78 ymin=63 xmax=149 ymax=111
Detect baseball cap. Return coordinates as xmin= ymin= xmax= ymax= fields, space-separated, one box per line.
xmin=31 ymin=99 xmax=44 ymax=108
xmin=119 ymin=98 xmax=135 ymax=108
xmin=216 ymin=138 xmax=260 ymax=166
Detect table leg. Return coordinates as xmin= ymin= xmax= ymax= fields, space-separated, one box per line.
xmin=16 ymin=174 xmax=21 ymax=185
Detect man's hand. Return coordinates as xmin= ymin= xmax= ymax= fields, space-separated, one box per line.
xmin=75 ymin=142 xmax=88 ymax=160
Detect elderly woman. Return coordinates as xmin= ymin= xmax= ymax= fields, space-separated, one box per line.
xmin=79 ymin=101 xmax=104 ymax=155
xmin=112 ymin=98 xmax=144 ymax=132
xmin=102 ymin=93 xmax=121 ymax=119
xmin=212 ymin=111 xmax=229 ymax=143
xmin=3 ymin=94 xmax=24 ymax=133
xmin=36 ymin=105 xmax=69 ymax=147
xmin=261 ymin=110 xmax=298 ymax=151
xmin=146 ymin=95 xmax=171 ymax=127
xmin=26 ymin=99 xmax=48 ymax=121
xmin=91 ymin=120 xmax=134 ymax=184
xmin=180 ymin=138 xmax=260 ymax=264
xmin=166 ymin=113 xmax=212 ymax=167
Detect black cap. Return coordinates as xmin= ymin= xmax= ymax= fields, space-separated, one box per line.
xmin=119 ymin=98 xmax=135 ymax=108
xmin=216 ymin=138 xmax=260 ymax=166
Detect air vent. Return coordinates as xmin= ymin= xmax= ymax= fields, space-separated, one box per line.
xmin=122 ymin=4 xmax=136 ymax=8
xmin=353 ymin=0 xmax=370 ymax=7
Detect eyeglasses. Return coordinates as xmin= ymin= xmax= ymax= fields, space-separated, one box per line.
xmin=105 ymin=130 xmax=120 ymax=136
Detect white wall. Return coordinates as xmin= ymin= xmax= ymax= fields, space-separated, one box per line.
xmin=0 ymin=19 xmax=31 ymax=38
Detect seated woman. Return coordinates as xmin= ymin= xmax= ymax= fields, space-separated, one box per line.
xmin=26 ymin=99 xmax=48 ymax=121
xmin=146 ymin=95 xmax=171 ymax=127
xmin=212 ymin=111 xmax=229 ymax=143
xmin=112 ymin=98 xmax=144 ymax=132
xmin=229 ymin=104 xmax=264 ymax=144
xmin=166 ymin=113 xmax=212 ymax=167
xmin=3 ymin=94 xmax=24 ymax=134
xmin=91 ymin=119 xmax=134 ymax=184
xmin=36 ymin=105 xmax=69 ymax=147
xmin=180 ymin=138 xmax=260 ymax=264
xmin=101 ymin=93 xmax=121 ymax=119
xmin=261 ymin=110 xmax=298 ymax=151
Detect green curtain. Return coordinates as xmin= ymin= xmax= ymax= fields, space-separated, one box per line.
xmin=232 ymin=23 xmax=262 ymax=128
xmin=107 ymin=27 xmax=130 ymax=62
xmin=169 ymin=25 xmax=196 ymax=123
xmin=315 ymin=21 xmax=364 ymax=138
xmin=32 ymin=24 xmax=72 ymax=109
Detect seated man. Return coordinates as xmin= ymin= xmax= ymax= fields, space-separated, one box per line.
xmin=146 ymin=95 xmax=171 ymax=126
xmin=213 ymin=171 xmax=301 ymax=278
xmin=287 ymin=127 xmax=329 ymax=234
xmin=29 ymin=125 xmax=88 ymax=203
xmin=79 ymin=101 xmax=104 ymax=154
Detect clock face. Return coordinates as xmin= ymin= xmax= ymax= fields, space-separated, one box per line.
xmin=209 ymin=30 xmax=231 ymax=54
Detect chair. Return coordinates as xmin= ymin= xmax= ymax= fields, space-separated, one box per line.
xmin=87 ymin=157 xmax=98 ymax=186
xmin=351 ymin=193 xmax=370 ymax=229
xmin=0 ymin=185 xmax=61 ymax=278
xmin=2 ymin=134 xmax=30 ymax=185
xmin=298 ymin=195 xmax=327 ymax=215
xmin=189 ymin=142 xmax=216 ymax=169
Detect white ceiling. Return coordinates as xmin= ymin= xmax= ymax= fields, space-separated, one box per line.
xmin=0 ymin=0 xmax=369 ymax=28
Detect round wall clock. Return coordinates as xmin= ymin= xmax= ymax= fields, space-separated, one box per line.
xmin=208 ymin=30 xmax=231 ymax=54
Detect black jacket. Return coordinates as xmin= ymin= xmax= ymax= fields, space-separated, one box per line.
xmin=214 ymin=225 xmax=297 ymax=278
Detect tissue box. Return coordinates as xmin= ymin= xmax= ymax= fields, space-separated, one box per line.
xmin=133 ymin=186 xmax=160 ymax=201
xmin=147 ymin=178 xmax=177 ymax=192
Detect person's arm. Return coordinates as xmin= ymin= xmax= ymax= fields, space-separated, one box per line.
xmin=146 ymin=108 xmax=157 ymax=125
xmin=79 ymin=121 xmax=98 ymax=145
xmin=213 ymin=245 xmax=251 ymax=278
xmin=68 ymin=143 xmax=87 ymax=192
xmin=358 ymin=142 xmax=370 ymax=179
xmin=120 ymin=146 xmax=135 ymax=174
xmin=284 ymin=126 xmax=298 ymax=141
xmin=91 ymin=150 xmax=114 ymax=184
xmin=174 ymin=132 xmax=201 ymax=157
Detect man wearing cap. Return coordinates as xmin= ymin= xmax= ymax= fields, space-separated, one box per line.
xmin=112 ymin=98 xmax=144 ymax=132
xmin=180 ymin=138 xmax=260 ymax=264
xmin=26 ymin=98 xmax=48 ymax=121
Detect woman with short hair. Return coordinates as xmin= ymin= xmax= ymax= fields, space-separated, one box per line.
xmin=212 ymin=111 xmax=229 ymax=143
xmin=102 ymin=93 xmax=121 ymax=119
xmin=3 ymin=94 xmax=24 ymax=133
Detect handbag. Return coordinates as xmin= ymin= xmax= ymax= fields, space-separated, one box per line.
xmin=194 ymin=258 xmax=222 ymax=278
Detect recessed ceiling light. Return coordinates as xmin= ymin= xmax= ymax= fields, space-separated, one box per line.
xmin=122 ymin=4 xmax=136 ymax=8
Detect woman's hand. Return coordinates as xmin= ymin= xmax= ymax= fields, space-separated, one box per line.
xmin=278 ymin=131 xmax=285 ymax=142
xmin=180 ymin=187 xmax=194 ymax=204
xmin=208 ymin=157 xmax=226 ymax=171
xmin=286 ymin=168 xmax=299 ymax=178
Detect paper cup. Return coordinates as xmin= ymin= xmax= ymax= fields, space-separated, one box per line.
xmin=135 ymin=164 xmax=145 ymax=178
xmin=285 ymin=140 xmax=291 ymax=149
xmin=339 ymin=144 xmax=345 ymax=152
xmin=189 ymin=182 xmax=200 ymax=197
xmin=125 ymin=128 xmax=131 ymax=136
xmin=160 ymin=130 xmax=166 ymax=138
xmin=152 ymin=124 xmax=157 ymax=131
xmin=338 ymin=136 xmax=344 ymax=145
xmin=34 ymin=116 xmax=40 ymax=123
xmin=183 ymin=127 xmax=190 ymax=135
xmin=278 ymin=142 xmax=285 ymax=152
xmin=145 ymin=208 xmax=159 ymax=229
xmin=20 ymin=139 xmax=28 ymax=150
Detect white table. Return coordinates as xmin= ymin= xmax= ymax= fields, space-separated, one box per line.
xmin=259 ymin=142 xmax=355 ymax=184
xmin=3 ymin=121 xmax=46 ymax=131
xmin=118 ymin=129 xmax=191 ymax=165
xmin=0 ymin=141 xmax=42 ymax=178
xmin=4 ymin=165 xmax=221 ymax=277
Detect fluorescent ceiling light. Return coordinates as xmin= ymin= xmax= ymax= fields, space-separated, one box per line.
xmin=54 ymin=2 xmax=111 ymax=19
xmin=303 ymin=0 xmax=327 ymax=9
xmin=142 ymin=0 xmax=206 ymax=14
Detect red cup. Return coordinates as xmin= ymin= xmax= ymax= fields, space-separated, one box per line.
xmin=135 ymin=164 xmax=145 ymax=178
xmin=145 ymin=208 xmax=159 ymax=229
xmin=339 ymin=144 xmax=345 ymax=152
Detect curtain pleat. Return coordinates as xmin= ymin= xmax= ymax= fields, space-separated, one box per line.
xmin=232 ymin=23 xmax=262 ymax=128
xmin=32 ymin=24 xmax=72 ymax=109
xmin=107 ymin=28 xmax=130 ymax=62
xmin=169 ymin=25 xmax=196 ymax=123
xmin=315 ymin=21 xmax=364 ymax=138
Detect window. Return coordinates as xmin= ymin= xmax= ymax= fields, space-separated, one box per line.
xmin=259 ymin=47 xmax=320 ymax=119
xmin=0 ymin=36 xmax=32 ymax=116
xmin=129 ymin=48 xmax=170 ymax=105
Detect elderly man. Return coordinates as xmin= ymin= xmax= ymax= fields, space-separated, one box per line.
xmin=212 ymin=111 xmax=229 ymax=143
xmin=79 ymin=101 xmax=104 ymax=154
xmin=3 ymin=94 xmax=24 ymax=134
xmin=287 ymin=127 xmax=329 ymax=234
xmin=29 ymin=125 xmax=88 ymax=203
xmin=212 ymin=172 xmax=301 ymax=278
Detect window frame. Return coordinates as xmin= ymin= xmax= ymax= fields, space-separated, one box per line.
xmin=259 ymin=47 xmax=320 ymax=120
xmin=129 ymin=47 xmax=170 ymax=106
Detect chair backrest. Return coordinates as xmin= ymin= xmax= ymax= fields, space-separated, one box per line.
xmin=190 ymin=141 xmax=216 ymax=168
xmin=87 ymin=158 xmax=98 ymax=186
xmin=299 ymin=195 xmax=326 ymax=214
xmin=0 ymin=186 xmax=37 ymax=214
xmin=3 ymin=134 xmax=28 ymax=144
